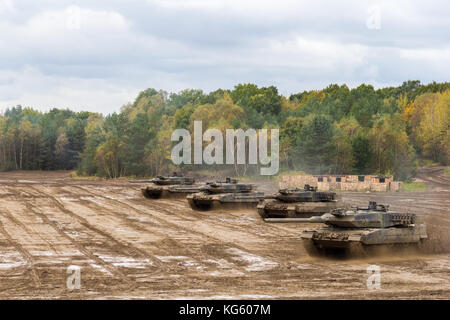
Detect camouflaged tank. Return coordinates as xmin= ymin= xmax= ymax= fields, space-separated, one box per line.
xmin=265 ymin=201 xmax=428 ymax=257
xmin=187 ymin=178 xmax=264 ymax=210
xmin=257 ymin=184 xmax=343 ymax=219
xmin=141 ymin=173 xmax=202 ymax=199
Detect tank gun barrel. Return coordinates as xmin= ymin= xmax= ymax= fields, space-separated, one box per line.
xmin=264 ymin=216 xmax=324 ymax=223
xmin=129 ymin=180 xmax=155 ymax=183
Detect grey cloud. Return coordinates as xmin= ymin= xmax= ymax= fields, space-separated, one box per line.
xmin=0 ymin=0 xmax=449 ymax=113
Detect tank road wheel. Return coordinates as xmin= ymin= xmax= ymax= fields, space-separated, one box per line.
xmin=286 ymin=210 xmax=298 ymax=218
xmin=302 ymin=239 xmax=322 ymax=257
xmin=188 ymin=198 xmax=212 ymax=211
xmin=142 ymin=189 xmax=162 ymax=199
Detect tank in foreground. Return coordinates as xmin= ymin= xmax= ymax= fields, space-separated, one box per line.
xmin=265 ymin=201 xmax=428 ymax=257
xmin=257 ymin=184 xmax=343 ymax=219
xmin=187 ymin=178 xmax=264 ymax=211
xmin=141 ymin=173 xmax=202 ymax=199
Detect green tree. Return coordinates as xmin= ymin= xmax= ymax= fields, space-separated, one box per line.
xmin=369 ymin=114 xmax=415 ymax=180
xmin=78 ymin=114 xmax=105 ymax=176
xmin=293 ymin=115 xmax=335 ymax=174
xmin=95 ymin=133 xmax=125 ymax=178
xmin=280 ymin=117 xmax=304 ymax=169
xmin=351 ymin=135 xmax=372 ymax=174
xmin=173 ymin=104 xmax=195 ymax=129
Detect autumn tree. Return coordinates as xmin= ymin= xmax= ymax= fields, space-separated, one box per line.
xmin=293 ymin=115 xmax=335 ymax=174
xmin=407 ymin=91 xmax=449 ymax=164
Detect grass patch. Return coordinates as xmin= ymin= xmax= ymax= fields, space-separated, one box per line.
xmin=444 ymin=167 xmax=450 ymax=176
xmin=417 ymin=159 xmax=440 ymax=167
xmin=401 ymin=181 xmax=428 ymax=192
xmin=69 ymin=171 xmax=104 ymax=180
xmin=329 ymin=189 xmax=373 ymax=193
xmin=229 ymin=175 xmax=275 ymax=182
xmin=272 ymin=170 xmax=308 ymax=182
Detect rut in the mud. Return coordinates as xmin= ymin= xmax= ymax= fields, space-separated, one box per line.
xmin=0 ymin=171 xmax=448 ymax=299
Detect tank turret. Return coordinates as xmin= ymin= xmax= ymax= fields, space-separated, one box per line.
xmin=149 ymin=172 xmax=195 ymax=186
xmin=267 ymin=201 xmax=428 ymax=257
xmin=199 ymin=177 xmax=253 ymax=194
xmin=187 ymin=178 xmax=264 ymax=211
xmin=273 ymin=184 xmax=336 ymax=202
xmin=257 ymin=184 xmax=343 ymax=219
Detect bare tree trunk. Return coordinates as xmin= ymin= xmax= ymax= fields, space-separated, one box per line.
xmin=13 ymin=143 xmax=18 ymax=169
xmin=20 ymin=138 xmax=24 ymax=169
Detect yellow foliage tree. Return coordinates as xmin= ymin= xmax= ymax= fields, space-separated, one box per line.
xmin=409 ymin=90 xmax=449 ymax=164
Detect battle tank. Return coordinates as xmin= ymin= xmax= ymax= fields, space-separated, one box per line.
xmin=257 ymin=184 xmax=343 ymax=219
xmin=265 ymin=201 xmax=428 ymax=257
xmin=141 ymin=173 xmax=202 ymax=199
xmin=187 ymin=178 xmax=264 ymax=210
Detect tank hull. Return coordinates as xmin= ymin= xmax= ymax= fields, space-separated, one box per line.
xmin=257 ymin=199 xmax=343 ymax=219
xmin=141 ymin=185 xmax=202 ymax=199
xmin=301 ymin=224 xmax=428 ymax=255
xmin=187 ymin=192 xmax=265 ymax=211
xmin=275 ymin=192 xmax=336 ymax=202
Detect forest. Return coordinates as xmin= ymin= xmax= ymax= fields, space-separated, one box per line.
xmin=0 ymin=80 xmax=448 ymax=180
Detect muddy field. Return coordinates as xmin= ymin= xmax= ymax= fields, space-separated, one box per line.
xmin=0 ymin=169 xmax=449 ymax=299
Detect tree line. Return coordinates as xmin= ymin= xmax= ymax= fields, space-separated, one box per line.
xmin=0 ymin=81 xmax=448 ymax=180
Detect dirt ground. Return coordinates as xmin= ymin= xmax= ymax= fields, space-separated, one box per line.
xmin=0 ymin=168 xmax=448 ymax=299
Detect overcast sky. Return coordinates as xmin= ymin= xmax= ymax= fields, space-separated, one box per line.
xmin=0 ymin=0 xmax=449 ymax=114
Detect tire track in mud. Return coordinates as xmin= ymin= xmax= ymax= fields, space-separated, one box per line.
xmin=86 ymin=186 xmax=338 ymax=240
xmin=31 ymin=185 xmax=250 ymax=284
xmin=72 ymin=185 xmax=286 ymax=274
xmin=149 ymin=198 xmax=309 ymax=257
xmin=134 ymin=194 xmax=302 ymax=240
xmin=20 ymin=199 xmax=135 ymax=287
xmin=0 ymin=215 xmax=41 ymax=287
xmin=189 ymin=207 xmax=306 ymax=236
xmin=417 ymin=166 xmax=450 ymax=188
xmin=1 ymin=172 xmax=450 ymax=299
xmin=74 ymin=185 xmax=233 ymax=242
xmin=1 ymin=204 xmax=60 ymax=254
xmin=70 ymin=186 xmax=209 ymax=246
xmin=126 ymin=199 xmax=304 ymax=268
xmin=70 ymin=186 xmax=255 ymax=274
xmin=25 ymin=185 xmax=162 ymax=286
xmin=71 ymin=193 xmax=212 ymax=270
